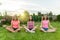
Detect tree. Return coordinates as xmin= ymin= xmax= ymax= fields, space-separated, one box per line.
xmin=38 ymin=12 xmax=41 ymax=16
xmin=32 ymin=13 xmax=38 ymax=22
xmin=20 ymin=11 xmax=30 ymax=24
xmin=38 ymin=12 xmax=41 ymax=21
xmin=32 ymin=13 xmax=35 ymax=21
xmin=49 ymin=11 xmax=53 ymax=21
xmin=57 ymin=15 xmax=60 ymax=21
xmin=49 ymin=11 xmax=53 ymax=16
xmin=0 ymin=12 xmax=2 ymax=16
xmin=4 ymin=11 xmax=8 ymax=16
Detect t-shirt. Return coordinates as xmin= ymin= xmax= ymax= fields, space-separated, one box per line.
xmin=42 ymin=20 xmax=49 ymax=28
xmin=11 ymin=20 xmax=20 ymax=28
xmin=27 ymin=21 xmax=34 ymax=29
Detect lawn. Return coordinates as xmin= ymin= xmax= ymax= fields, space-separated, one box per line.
xmin=0 ymin=22 xmax=60 ymax=40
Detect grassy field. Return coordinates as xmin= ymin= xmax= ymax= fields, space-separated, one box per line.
xmin=0 ymin=22 xmax=60 ymax=40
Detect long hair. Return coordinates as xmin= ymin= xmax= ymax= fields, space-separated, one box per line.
xmin=12 ymin=16 xmax=18 ymax=21
xmin=29 ymin=18 xmax=33 ymax=21
xmin=42 ymin=16 xmax=49 ymax=20
xmin=29 ymin=16 xmax=33 ymax=21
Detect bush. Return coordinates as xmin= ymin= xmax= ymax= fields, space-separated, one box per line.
xmin=38 ymin=16 xmax=41 ymax=21
xmin=49 ymin=17 xmax=53 ymax=21
xmin=3 ymin=16 xmax=12 ymax=24
xmin=0 ymin=16 xmax=3 ymax=20
xmin=57 ymin=15 xmax=60 ymax=21
xmin=19 ymin=11 xmax=30 ymax=24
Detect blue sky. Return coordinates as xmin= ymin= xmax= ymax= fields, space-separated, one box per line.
xmin=0 ymin=0 xmax=60 ymax=15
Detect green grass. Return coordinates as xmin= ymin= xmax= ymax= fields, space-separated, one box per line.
xmin=0 ymin=22 xmax=60 ymax=40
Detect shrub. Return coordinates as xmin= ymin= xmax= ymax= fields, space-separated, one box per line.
xmin=57 ymin=15 xmax=60 ymax=21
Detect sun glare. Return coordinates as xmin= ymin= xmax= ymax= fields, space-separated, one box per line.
xmin=21 ymin=13 xmax=24 ymax=16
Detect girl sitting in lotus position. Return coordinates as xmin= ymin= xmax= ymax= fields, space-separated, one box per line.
xmin=6 ymin=16 xmax=21 ymax=32
xmin=40 ymin=15 xmax=56 ymax=32
xmin=23 ymin=16 xmax=37 ymax=33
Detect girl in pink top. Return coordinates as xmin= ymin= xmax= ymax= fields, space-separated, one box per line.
xmin=6 ymin=16 xmax=20 ymax=32
xmin=11 ymin=19 xmax=19 ymax=29
xmin=40 ymin=15 xmax=56 ymax=32
xmin=27 ymin=16 xmax=34 ymax=30
xmin=23 ymin=16 xmax=36 ymax=33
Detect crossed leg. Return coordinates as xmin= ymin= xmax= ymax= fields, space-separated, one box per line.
xmin=23 ymin=25 xmax=37 ymax=33
xmin=6 ymin=26 xmax=15 ymax=32
xmin=40 ymin=28 xmax=56 ymax=32
xmin=6 ymin=26 xmax=21 ymax=32
xmin=47 ymin=28 xmax=56 ymax=32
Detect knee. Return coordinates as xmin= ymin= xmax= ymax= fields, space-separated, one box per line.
xmin=52 ymin=28 xmax=56 ymax=31
xmin=6 ymin=27 xmax=9 ymax=29
xmin=35 ymin=27 xmax=37 ymax=29
xmin=40 ymin=28 xmax=43 ymax=30
xmin=18 ymin=28 xmax=20 ymax=30
xmin=6 ymin=27 xmax=11 ymax=30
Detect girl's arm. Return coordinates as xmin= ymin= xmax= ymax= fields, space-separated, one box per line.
xmin=40 ymin=17 xmax=43 ymax=28
xmin=49 ymin=20 xmax=54 ymax=28
xmin=11 ymin=21 xmax=13 ymax=27
xmin=40 ymin=21 xmax=42 ymax=28
xmin=27 ymin=22 xmax=29 ymax=28
xmin=33 ymin=21 xmax=34 ymax=27
xmin=18 ymin=20 xmax=20 ymax=28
